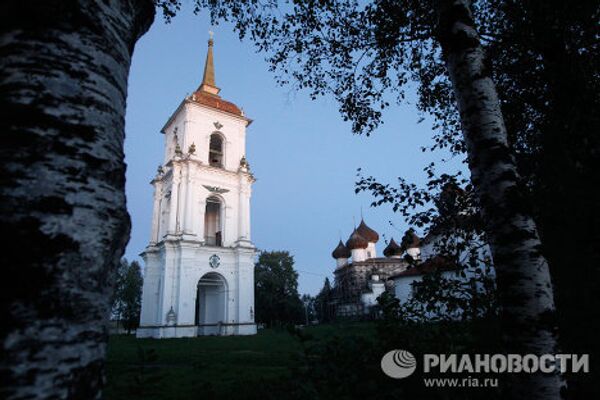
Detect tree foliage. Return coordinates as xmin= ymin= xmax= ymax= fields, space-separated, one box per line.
xmin=111 ymin=259 xmax=144 ymax=334
xmin=354 ymin=2 xmax=599 ymax=395
xmin=314 ymin=278 xmax=334 ymax=323
xmin=255 ymin=251 xmax=305 ymax=327
xmin=301 ymin=294 xmax=316 ymax=324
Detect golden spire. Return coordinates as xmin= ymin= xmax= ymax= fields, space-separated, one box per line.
xmin=199 ymin=31 xmax=220 ymax=96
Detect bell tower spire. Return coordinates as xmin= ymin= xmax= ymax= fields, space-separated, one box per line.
xmin=199 ymin=31 xmax=220 ymax=96
xmin=139 ymin=31 xmax=257 ymax=338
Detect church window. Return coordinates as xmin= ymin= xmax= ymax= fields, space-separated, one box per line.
xmin=209 ymin=133 xmax=224 ymax=167
xmin=204 ymin=196 xmax=222 ymax=246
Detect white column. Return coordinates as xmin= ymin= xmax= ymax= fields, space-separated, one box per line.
xmin=238 ymin=177 xmax=246 ymax=240
xmin=177 ymin=166 xmax=187 ymax=234
xmin=189 ymin=175 xmax=198 ymax=238
xmin=224 ymin=205 xmax=231 ymax=246
xmin=168 ymin=166 xmax=180 ymax=234
xmin=150 ymin=180 xmax=162 ymax=243
xmin=178 ymin=168 xmax=188 ymax=233
xmin=237 ymin=176 xmax=252 ymax=242
xmin=160 ymin=249 xmax=181 ymax=326
xmin=196 ymin=199 xmax=206 ymax=243
xmin=183 ymin=164 xmax=194 ymax=234
xmin=183 ymin=118 xmax=194 ymax=156
xmin=244 ymin=191 xmax=251 ymax=240
xmin=158 ymin=262 xmax=169 ymax=324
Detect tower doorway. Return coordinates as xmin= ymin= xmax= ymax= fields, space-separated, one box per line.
xmin=195 ymin=272 xmax=227 ymax=335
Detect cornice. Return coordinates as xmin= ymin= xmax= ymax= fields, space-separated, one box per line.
xmin=161 ymin=98 xmax=252 ymax=134
xmin=152 ymin=160 xmax=249 ymax=185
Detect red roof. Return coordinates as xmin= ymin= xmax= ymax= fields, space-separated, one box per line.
xmin=190 ymin=91 xmax=243 ymax=117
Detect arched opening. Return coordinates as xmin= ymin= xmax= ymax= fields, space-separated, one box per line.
xmin=209 ymin=133 xmax=224 ymax=167
xmin=204 ymin=196 xmax=222 ymax=246
xmin=195 ymin=272 xmax=227 ymax=335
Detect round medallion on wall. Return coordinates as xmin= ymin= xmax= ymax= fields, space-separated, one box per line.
xmin=209 ymin=254 xmax=221 ymax=269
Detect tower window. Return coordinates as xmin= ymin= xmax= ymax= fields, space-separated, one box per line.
xmin=204 ymin=196 xmax=222 ymax=246
xmin=209 ymin=133 xmax=223 ymax=167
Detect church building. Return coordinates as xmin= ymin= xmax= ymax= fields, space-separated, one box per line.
xmin=330 ymin=219 xmax=446 ymax=317
xmin=137 ymin=35 xmax=257 ymax=338
xmin=330 ymin=219 xmax=415 ymax=316
xmin=329 ymin=217 xmax=492 ymax=319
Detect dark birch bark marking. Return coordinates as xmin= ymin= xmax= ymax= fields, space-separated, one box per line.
xmin=436 ymin=0 xmax=564 ymax=398
xmin=0 ymin=1 xmax=153 ymax=399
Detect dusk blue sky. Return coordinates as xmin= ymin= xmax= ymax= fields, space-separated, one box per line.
xmin=124 ymin=6 xmax=465 ymax=295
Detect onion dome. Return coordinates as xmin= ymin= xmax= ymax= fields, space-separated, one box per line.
xmin=346 ymin=229 xmax=369 ymax=250
xmin=331 ymin=240 xmax=351 ymax=259
xmin=383 ymin=238 xmax=403 ymax=257
xmin=401 ymin=228 xmax=421 ymax=250
xmin=356 ymin=219 xmax=379 ymax=243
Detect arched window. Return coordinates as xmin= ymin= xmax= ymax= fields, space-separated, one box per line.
xmin=209 ymin=133 xmax=223 ymax=167
xmin=204 ymin=196 xmax=222 ymax=246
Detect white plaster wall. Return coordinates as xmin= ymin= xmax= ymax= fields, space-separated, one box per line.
xmin=139 ymin=242 xmax=257 ymax=337
xmin=351 ymin=248 xmax=367 ymax=262
xmin=139 ymin=249 xmax=162 ymax=325
xmin=139 ymin=98 xmax=257 ymax=338
xmin=151 ymin=153 xmax=254 ymax=245
xmin=177 ymin=103 xmax=249 ymax=171
xmin=336 ymin=258 xmax=348 ymax=268
xmin=361 ymin=282 xmax=386 ymax=308
xmin=392 ymin=267 xmax=492 ymax=321
xmin=420 ymin=233 xmax=493 ymax=268
xmin=406 ymin=246 xmax=421 ymax=260
xmin=366 ymin=242 xmax=377 ymax=259
xmin=393 ymin=275 xmax=426 ymax=304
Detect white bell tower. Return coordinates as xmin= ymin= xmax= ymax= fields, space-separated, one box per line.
xmin=137 ymin=35 xmax=257 ymax=338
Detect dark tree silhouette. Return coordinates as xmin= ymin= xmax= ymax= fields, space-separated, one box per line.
xmin=314 ymin=278 xmax=334 ymax=323
xmin=112 ymin=259 xmax=144 ymax=334
xmin=254 ymin=251 xmax=304 ymax=326
xmin=0 ymin=1 xmax=154 ymax=398
xmin=358 ymin=1 xmax=599 ymax=397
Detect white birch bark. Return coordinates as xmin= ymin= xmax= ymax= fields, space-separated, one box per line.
xmin=436 ymin=0 xmax=564 ymax=398
xmin=0 ymin=1 xmax=153 ymax=398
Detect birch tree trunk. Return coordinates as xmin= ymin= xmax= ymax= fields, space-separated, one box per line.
xmin=436 ymin=0 xmax=564 ymax=398
xmin=0 ymin=1 xmax=153 ymax=398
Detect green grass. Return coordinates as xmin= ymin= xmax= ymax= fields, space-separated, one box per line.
xmin=105 ymin=323 xmax=375 ymax=400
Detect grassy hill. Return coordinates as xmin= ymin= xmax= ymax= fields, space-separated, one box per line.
xmin=105 ymin=323 xmax=375 ymax=400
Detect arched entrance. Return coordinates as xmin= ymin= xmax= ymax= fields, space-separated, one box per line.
xmin=195 ymin=272 xmax=227 ymax=335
